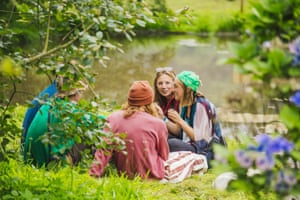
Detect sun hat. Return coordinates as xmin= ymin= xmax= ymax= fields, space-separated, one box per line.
xmin=128 ymin=80 xmax=154 ymax=106
xmin=177 ymin=71 xmax=201 ymax=92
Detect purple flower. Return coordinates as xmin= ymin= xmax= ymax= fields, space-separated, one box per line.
xmin=283 ymin=173 xmax=297 ymax=186
xmin=262 ymin=41 xmax=271 ymax=49
xmin=274 ymin=170 xmax=297 ymax=194
xmin=254 ymin=134 xmax=293 ymax=153
xmin=289 ymin=37 xmax=300 ymax=55
xmin=275 ymin=181 xmax=289 ymax=194
xmin=255 ymin=155 xmax=274 ymax=171
xmin=235 ymin=150 xmax=253 ymax=168
xmin=290 ymin=90 xmax=300 ymax=107
xmin=289 ymin=37 xmax=300 ymax=66
xmin=255 ymin=134 xmax=271 ymax=146
xmin=250 ymin=134 xmax=294 ymax=171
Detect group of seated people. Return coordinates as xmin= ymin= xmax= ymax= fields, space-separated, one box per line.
xmin=22 ymin=67 xmax=226 ymax=183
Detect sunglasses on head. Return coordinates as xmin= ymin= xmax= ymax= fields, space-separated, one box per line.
xmin=156 ymin=67 xmax=173 ymax=73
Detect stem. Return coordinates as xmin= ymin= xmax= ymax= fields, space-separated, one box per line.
xmin=24 ymin=23 xmax=95 ymax=64
xmin=43 ymin=0 xmax=52 ymax=53
xmin=240 ymin=0 xmax=244 ymax=13
xmin=1 ymin=78 xmax=17 ymax=122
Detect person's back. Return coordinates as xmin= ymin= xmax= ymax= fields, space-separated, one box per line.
xmin=108 ymin=110 xmax=169 ymax=179
xmin=90 ymin=80 xmax=169 ymax=180
xmin=23 ymin=77 xmax=88 ymax=167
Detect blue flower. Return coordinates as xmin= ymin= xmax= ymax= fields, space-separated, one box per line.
xmin=290 ymin=90 xmax=300 ymax=107
xmin=254 ymin=134 xmax=293 ymax=153
xmin=249 ymin=134 xmax=294 ymax=171
xmin=254 ymin=134 xmax=272 ymax=151
xmin=268 ymin=136 xmax=293 ymax=153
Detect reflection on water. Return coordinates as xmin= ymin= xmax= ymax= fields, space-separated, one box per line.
xmin=15 ymin=35 xmax=239 ymax=107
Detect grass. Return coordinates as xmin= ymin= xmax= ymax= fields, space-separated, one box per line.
xmin=141 ymin=170 xmax=251 ymax=200
xmin=5 ymin=105 xmax=277 ymax=200
xmin=165 ymin=0 xmax=252 ymax=14
xmin=160 ymin=0 xmax=256 ymax=33
xmin=2 ymin=1 xmax=275 ymax=199
xmin=1 ymin=153 xmax=275 ymax=200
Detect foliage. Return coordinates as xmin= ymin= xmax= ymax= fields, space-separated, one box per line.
xmin=0 ymin=0 xmax=155 ymax=161
xmin=0 ymin=159 xmax=144 ymax=199
xmin=216 ymin=0 xmax=300 ymax=199
xmin=143 ymin=1 xmax=192 ymax=34
xmin=1 ymin=106 xmax=275 ymax=200
xmin=214 ymin=13 xmax=245 ymax=34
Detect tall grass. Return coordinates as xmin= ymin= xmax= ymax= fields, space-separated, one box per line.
xmin=0 ymin=159 xmax=144 ymax=199
xmin=146 ymin=0 xmax=255 ymax=34
xmin=165 ymin=0 xmax=251 ymax=14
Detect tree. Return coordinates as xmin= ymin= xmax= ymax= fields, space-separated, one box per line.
xmin=0 ymin=0 xmax=155 ymax=161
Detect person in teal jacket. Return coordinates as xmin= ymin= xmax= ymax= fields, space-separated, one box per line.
xmin=23 ymin=77 xmax=90 ymax=167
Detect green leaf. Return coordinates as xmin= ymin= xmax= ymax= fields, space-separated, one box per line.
xmin=244 ymin=59 xmax=270 ymax=77
xmin=228 ymin=39 xmax=259 ymax=61
xmin=136 ymin=19 xmax=146 ymax=27
xmin=291 ymin=150 xmax=300 ymax=161
xmin=289 ymin=67 xmax=300 ymax=77
xmin=267 ymin=48 xmax=291 ymax=73
xmin=261 ymin=0 xmax=290 ymax=13
xmin=279 ymin=105 xmax=300 ymax=129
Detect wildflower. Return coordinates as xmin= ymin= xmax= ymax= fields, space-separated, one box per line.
xmin=290 ymin=90 xmax=300 ymax=107
xmin=274 ymin=170 xmax=297 ymax=194
xmin=254 ymin=134 xmax=272 ymax=151
xmin=289 ymin=36 xmax=300 ymax=66
xmin=235 ymin=150 xmax=253 ymax=168
xmin=262 ymin=41 xmax=271 ymax=49
xmin=277 ymin=170 xmax=297 ymax=186
xmin=268 ymin=136 xmax=293 ymax=154
xmin=250 ymin=134 xmax=293 ymax=170
xmin=275 ymin=181 xmax=289 ymax=194
xmin=255 ymin=154 xmax=274 ymax=171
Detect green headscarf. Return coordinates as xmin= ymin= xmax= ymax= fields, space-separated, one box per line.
xmin=177 ymin=71 xmax=201 ymax=92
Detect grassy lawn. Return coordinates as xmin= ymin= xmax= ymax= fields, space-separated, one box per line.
xmin=162 ymin=0 xmax=257 ymax=33
xmin=139 ymin=139 xmax=276 ymax=200
xmin=141 ymin=170 xmax=253 ymax=200
xmin=166 ymin=0 xmax=252 ymax=14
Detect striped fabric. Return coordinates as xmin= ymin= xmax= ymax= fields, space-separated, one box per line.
xmin=162 ymin=151 xmax=208 ymax=183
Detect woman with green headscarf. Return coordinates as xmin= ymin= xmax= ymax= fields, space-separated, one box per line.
xmin=166 ymin=71 xmax=225 ymax=166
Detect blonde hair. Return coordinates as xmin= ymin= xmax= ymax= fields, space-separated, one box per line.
xmin=177 ymin=79 xmax=204 ymax=107
xmin=121 ymin=102 xmax=160 ymax=118
xmin=181 ymin=85 xmax=195 ymax=107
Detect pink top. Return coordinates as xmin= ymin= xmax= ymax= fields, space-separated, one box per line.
xmin=90 ymin=111 xmax=169 ymax=180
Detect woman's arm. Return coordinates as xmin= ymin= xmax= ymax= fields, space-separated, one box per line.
xmin=167 ymin=109 xmax=195 ymax=141
xmin=165 ymin=119 xmax=181 ymax=136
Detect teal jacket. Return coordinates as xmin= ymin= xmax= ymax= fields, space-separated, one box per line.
xmin=23 ymin=99 xmax=106 ymax=167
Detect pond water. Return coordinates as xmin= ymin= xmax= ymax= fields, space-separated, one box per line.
xmin=91 ymin=34 xmax=241 ymax=108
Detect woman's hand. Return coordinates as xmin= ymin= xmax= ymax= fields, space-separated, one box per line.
xmin=168 ymin=109 xmax=195 ymax=141
xmin=167 ymin=109 xmax=182 ymax=124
